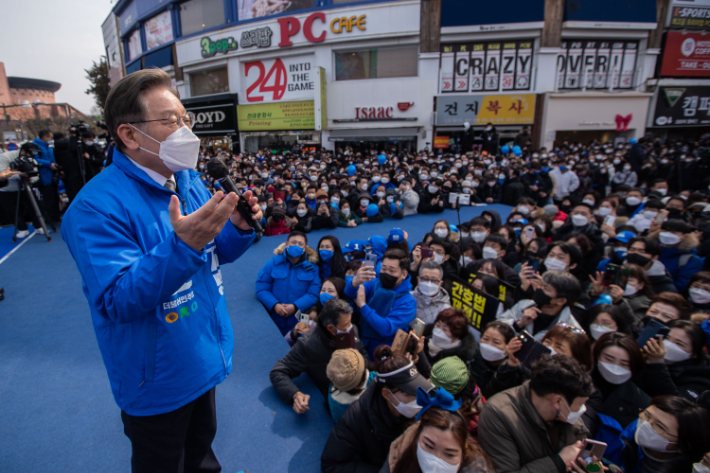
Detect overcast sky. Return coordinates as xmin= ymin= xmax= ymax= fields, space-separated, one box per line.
xmin=1 ymin=0 xmax=114 ymax=115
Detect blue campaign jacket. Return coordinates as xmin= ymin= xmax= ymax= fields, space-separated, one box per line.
xmin=255 ymin=246 xmax=321 ymax=336
xmin=595 ymin=415 xmax=644 ymax=472
xmin=61 ymin=150 xmax=255 ymax=416
xmin=345 ymin=275 xmax=416 ymax=357
xmin=659 ymin=244 xmax=704 ymax=292
xmin=33 ymin=137 xmax=56 ymax=186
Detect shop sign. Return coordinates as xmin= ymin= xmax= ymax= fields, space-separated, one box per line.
xmin=201 ymin=37 xmax=238 ymax=58
xmin=243 ymin=55 xmax=315 ymax=103
xmin=240 ymin=26 xmax=273 ymax=49
xmin=330 ymin=15 xmax=366 ymax=33
xmin=145 ymin=10 xmax=173 ymax=51
xmin=660 ymin=32 xmax=710 ymax=77
xmin=184 ymin=103 xmax=237 ymax=135
xmin=436 ymin=94 xmax=536 ymax=126
xmin=434 ymin=136 xmax=450 ymax=149
xmin=237 ymin=100 xmax=315 ymax=131
xmin=440 ymin=40 xmax=533 ymax=93
xmin=668 ymin=4 xmax=710 ymax=29
xmin=557 ymin=40 xmax=638 ymax=90
xmin=651 ymin=86 xmax=710 ymax=127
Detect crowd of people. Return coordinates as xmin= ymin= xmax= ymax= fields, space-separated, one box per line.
xmin=222 ymin=135 xmax=710 ymax=472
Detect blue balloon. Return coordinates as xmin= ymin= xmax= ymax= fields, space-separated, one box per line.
xmin=630 ymin=138 xmax=637 ymax=144
xmin=501 ymin=145 xmax=510 ymax=154
xmin=378 ymin=154 xmax=386 ymax=165
xmin=366 ymin=203 xmax=379 ymax=217
xmin=347 ymin=165 xmax=356 ymax=176
xmin=513 ymin=145 xmax=522 ymax=156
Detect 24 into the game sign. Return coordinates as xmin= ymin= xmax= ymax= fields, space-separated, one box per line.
xmin=243 ymin=55 xmax=315 ymax=103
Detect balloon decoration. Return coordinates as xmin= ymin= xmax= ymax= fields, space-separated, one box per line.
xmin=501 ymin=145 xmax=510 ymax=154
xmin=512 ymin=146 xmax=522 ymax=156
xmin=378 ymin=154 xmax=387 ymax=165
xmin=366 ymin=204 xmax=379 ymax=218
xmin=629 ymin=138 xmax=637 ymax=145
xmin=347 ymin=165 xmax=356 ymax=176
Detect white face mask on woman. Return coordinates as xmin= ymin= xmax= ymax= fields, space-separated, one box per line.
xmin=544 ymin=257 xmax=567 ymax=272
xmin=589 ymin=324 xmax=615 ymax=340
xmin=416 ymin=442 xmax=460 ymax=473
xmin=480 ymin=342 xmax=507 ymax=362
xmin=690 ymin=288 xmax=710 ymax=305
xmin=434 ymin=228 xmax=448 ymax=239
xmin=597 ymin=361 xmax=632 ymax=385
xmin=663 ymin=340 xmax=691 ymax=363
xmin=635 ymin=419 xmax=677 ymax=452
xmin=386 ymin=390 xmax=421 ymax=418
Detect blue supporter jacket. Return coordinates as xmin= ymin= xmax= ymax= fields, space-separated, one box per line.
xmin=255 ymin=246 xmax=321 ymax=335
xmin=33 ymin=137 xmax=56 ymax=186
xmin=345 ymin=275 xmax=416 ymax=357
xmin=61 ymin=150 xmax=255 ymax=416
xmin=659 ymin=245 xmax=704 ymax=293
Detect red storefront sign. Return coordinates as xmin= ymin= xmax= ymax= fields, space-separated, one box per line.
xmin=661 ymin=32 xmax=710 ymax=77
xmin=434 ymin=136 xmax=450 ymax=149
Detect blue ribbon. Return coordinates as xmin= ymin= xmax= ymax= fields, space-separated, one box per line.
xmin=415 ymin=387 xmax=462 ymax=421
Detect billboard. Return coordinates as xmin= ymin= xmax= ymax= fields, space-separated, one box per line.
xmin=102 ymin=12 xmax=124 ymax=87
xmin=185 ymin=102 xmax=238 ymax=135
xmin=145 ymin=10 xmax=174 ymax=51
xmin=660 ymin=32 xmax=710 ymax=77
xmin=242 ymin=55 xmax=315 ymax=103
xmin=237 ymin=100 xmax=315 ymax=131
xmin=557 ymin=40 xmax=638 ymax=90
xmin=651 ymin=86 xmax=710 ymax=127
xmin=237 ymin=0 xmax=315 ymax=20
xmin=436 ymin=94 xmax=536 ymax=126
xmin=668 ymin=0 xmax=710 ymax=29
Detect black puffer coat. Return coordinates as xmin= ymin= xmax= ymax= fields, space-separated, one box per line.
xmin=637 ymin=357 xmax=710 ymax=401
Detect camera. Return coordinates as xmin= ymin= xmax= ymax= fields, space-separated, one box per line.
xmin=10 ymin=143 xmax=41 ymax=179
xmin=69 ymin=120 xmax=91 ymax=137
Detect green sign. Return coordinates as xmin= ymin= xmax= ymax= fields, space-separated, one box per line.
xmin=237 ymin=101 xmax=315 ymax=131
xmin=200 ymin=37 xmax=237 ymax=58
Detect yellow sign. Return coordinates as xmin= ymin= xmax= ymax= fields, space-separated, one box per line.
xmin=476 ymin=94 xmax=536 ymax=125
xmin=237 ymin=101 xmax=315 ymax=131
xmin=330 ymin=15 xmax=366 ymax=33
xmin=319 ymin=67 xmax=327 ymax=131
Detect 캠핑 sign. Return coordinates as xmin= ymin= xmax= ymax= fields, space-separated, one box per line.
xmin=237 ymin=100 xmax=315 ymax=131
xmin=660 ymin=32 xmax=710 ymax=77
xmin=436 ymin=94 xmax=536 ymax=126
xmin=651 ymin=86 xmax=710 ymax=127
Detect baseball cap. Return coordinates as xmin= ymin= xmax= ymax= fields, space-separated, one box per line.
xmin=388 ymin=228 xmax=405 ymax=243
xmin=613 ymin=230 xmax=637 ymax=244
xmin=376 ymin=361 xmax=434 ymax=396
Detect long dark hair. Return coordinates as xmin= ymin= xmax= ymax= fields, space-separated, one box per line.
xmin=649 ymin=395 xmax=710 ymax=462
xmin=315 ymin=277 xmax=346 ymax=315
xmin=667 ymin=320 xmax=707 ymax=360
xmin=392 ymin=407 xmax=494 ymax=473
xmin=593 ymin=332 xmax=644 ymax=376
xmin=623 ymin=263 xmax=656 ymax=298
xmin=318 ymin=235 xmax=346 ymax=277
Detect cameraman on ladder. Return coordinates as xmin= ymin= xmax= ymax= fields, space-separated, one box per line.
xmin=33 ymin=130 xmax=62 ymax=225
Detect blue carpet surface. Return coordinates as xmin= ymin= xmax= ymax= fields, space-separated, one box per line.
xmin=0 ymin=205 xmax=511 ymax=473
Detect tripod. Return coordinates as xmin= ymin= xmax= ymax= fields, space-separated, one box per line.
xmin=12 ymin=178 xmax=53 ymax=243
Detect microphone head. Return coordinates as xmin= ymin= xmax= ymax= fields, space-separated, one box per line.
xmin=207 ymin=158 xmax=229 ymax=179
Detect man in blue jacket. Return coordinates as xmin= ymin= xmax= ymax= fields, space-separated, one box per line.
xmin=256 ymin=231 xmax=321 ymax=335
xmin=33 ymin=130 xmax=60 ymax=225
xmin=61 ymin=69 xmax=261 ymax=473
xmin=346 ymin=248 xmax=417 ymax=358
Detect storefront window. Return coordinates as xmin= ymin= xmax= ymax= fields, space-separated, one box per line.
xmin=335 ymin=46 xmax=418 ymax=81
xmin=144 ymin=10 xmax=174 ymax=51
xmin=127 ymin=29 xmax=142 ymax=62
xmin=180 ymin=0 xmax=226 ymax=37
xmin=190 ymin=68 xmax=230 ymax=96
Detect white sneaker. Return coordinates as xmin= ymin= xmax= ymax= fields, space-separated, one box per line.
xmin=15 ymin=230 xmax=30 ymax=238
xmin=36 ymin=228 xmax=45 ymax=235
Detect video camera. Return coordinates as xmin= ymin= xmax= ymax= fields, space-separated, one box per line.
xmin=9 ymin=143 xmax=40 ymax=179
xmin=69 ymin=120 xmax=91 ymax=138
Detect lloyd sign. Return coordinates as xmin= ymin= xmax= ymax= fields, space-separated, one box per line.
xmin=184 ymin=103 xmax=237 ymax=135
xmin=243 ymin=55 xmax=315 ymax=103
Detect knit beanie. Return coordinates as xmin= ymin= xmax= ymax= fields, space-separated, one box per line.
xmin=543 ymin=204 xmax=559 ymax=216
xmin=327 ymin=349 xmax=365 ymax=392
xmin=430 ymin=356 xmax=469 ymax=396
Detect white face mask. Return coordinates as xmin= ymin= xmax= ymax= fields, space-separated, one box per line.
xmin=598 ymin=207 xmax=612 ymax=216
xmin=635 ymin=419 xmax=677 ymax=452
xmin=480 ymin=342 xmax=507 ymax=362
xmin=544 ymin=257 xmax=567 ymax=272
xmin=416 ymin=442 xmax=460 ymax=473
xmin=376 ymin=192 xmax=386 ymax=198
xmin=598 ymin=361 xmax=632 ymax=385
xmin=372 ymin=175 xmax=381 ymax=182
xmin=659 ymin=231 xmax=681 ymax=246
xmin=482 ymin=246 xmax=499 ymax=260
xmin=342 ymin=209 xmax=350 ymax=217
xmin=459 ymin=256 xmax=473 ymax=267
xmin=434 ymin=228 xmax=448 ymax=239
xmin=590 ymin=323 xmax=616 ymax=340
xmin=433 ymin=252 xmax=445 ymax=265
xmin=623 ymin=283 xmax=638 ymax=297
xmin=296 ymin=209 xmax=307 ymax=217
xmin=559 ymin=398 xmax=586 ymax=425
xmin=432 ymin=327 xmax=453 ymax=346
xmin=571 ymin=214 xmax=589 ymax=227
xmin=259 ymin=204 xmax=267 ymax=212
xmin=418 ymin=280 xmax=440 ymax=297
xmin=626 ymin=197 xmax=641 ymax=206
xmin=690 ymin=288 xmax=710 ymax=305
xmin=518 ymin=206 xmax=530 ymax=214
xmin=663 ymin=340 xmax=691 ymax=363
xmin=656 ymin=188 xmax=668 ymax=196
xmin=331 ymin=197 xmax=340 ymax=205
xmin=360 ymin=199 xmax=370 ymax=207
xmin=361 ymin=184 xmax=369 ymax=191
xmin=341 ymin=189 xmax=349 ymax=197
xmin=387 ymin=390 xmax=422 ymax=418
xmin=381 ymin=177 xmax=390 ymax=184
xmin=431 ymin=172 xmax=438 ymax=178
xmin=131 ymin=124 xmax=200 ymax=173
xmin=428 ymin=185 xmax=439 ymax=194
xmin=471 ymin=231 xmax=487 ymax=243
xmin=642 ymin=210 xmax=658 ymax=220
xmin=583 ymin=199 xmax=595 ymax=207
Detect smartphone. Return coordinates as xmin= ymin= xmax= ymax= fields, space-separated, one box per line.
xmin=392 ymin=329 xmax=410 ymax=355
xmin=524 ymin=226 xmax=536 ymax=239
xmin=334 ymin=329 xmax=356 ymax=350
xmin=655 ymin=211 xmax=666 ymax=225
xmin=514 ymin=330 xmax=552 ymax=367
xmin=364 ymin=253 xmax=377 ymax=268
xmin=405 ymin=333 xmax=419 ymax=356
xmin=527 ymin=257 xmax=540 ymax=272
xmin=604 ymin=215 xmax=617 ymax=227
xmin=576 ymin=439 xmax=607 ymax=464
xmin=603 ymin=264 xmax=619 ymax=288
xmin=420 ymin=247 xmax=433 ymax=260
xmin=274 ymin=191 xmax=285 ymax=202
xmin=299 ymin=312 xmax=310 ymax=324
xmin=637 ymin=318 xmax=670 ymax=348
xmin=615 ymin=267 xmax=631 ymax=290
xmin=411 ymin=318 xmax=425 ymax=338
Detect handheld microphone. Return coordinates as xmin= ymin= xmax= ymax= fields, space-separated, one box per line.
xmin=206 ymin=158 xmax=262 ymax=233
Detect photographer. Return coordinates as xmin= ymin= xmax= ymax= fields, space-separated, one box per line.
xmin=82 ymin=130 xmax=105 ymax=180
xmin=33 ymin=130 xmax=61 ymax=224
xmin=0 ymin=144 xmax=43 ymax=238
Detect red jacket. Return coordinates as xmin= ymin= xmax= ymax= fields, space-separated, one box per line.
xmin=264 ymin=218 xmax=291 ymax=236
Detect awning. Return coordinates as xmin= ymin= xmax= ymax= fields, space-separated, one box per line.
xmin=328 ymin=128 xmax=419 ymax=142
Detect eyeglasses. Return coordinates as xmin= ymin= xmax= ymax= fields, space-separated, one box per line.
xmin=420 ymin=277 xmax=441 ymax=284
xmin=639 ymin=409 xmax=679 ymax=439
xmin=131 ymin=111 xmax=195 ymax=129
xmin=556 ymin=322 xmax=586 ymax=335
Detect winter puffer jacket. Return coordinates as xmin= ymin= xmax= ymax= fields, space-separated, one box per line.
xmin=410 ymin=287 xmax=452 ymax=325
xmin=636 ymin=357 xmax=710 ymax=401
xmin=62 ymin=150 xmax=255 ymax=416
xmin=255 ymin=243 xmax=321 ymax=335
xmin=649 ymin=230 xmax=705 ymax=292
xmin=421 ymin=323 xmax=477 ymax=369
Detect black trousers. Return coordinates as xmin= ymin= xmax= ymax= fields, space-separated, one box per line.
xmin=38 ymin=183 xmax=60 ymax=222
xmin=121 ymin=388 xmax=221 ymax=473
